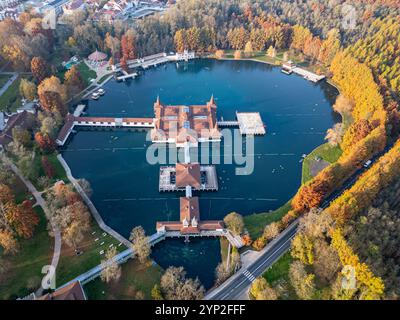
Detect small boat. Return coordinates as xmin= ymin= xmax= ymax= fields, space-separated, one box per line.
xmin=91 ymin=92 xmax=100 ymax=100
xmin=97 ymin=88 xmax=105 ymax=95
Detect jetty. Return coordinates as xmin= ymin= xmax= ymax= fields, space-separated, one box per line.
xmin=56 ymin=114 xmax=154 ymax=146
xmin=281 ymin=61 xmax=325 ymax=83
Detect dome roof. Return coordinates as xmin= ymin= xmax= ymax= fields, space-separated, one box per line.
xmin=88 ymin=50 xmax=107 ymax=61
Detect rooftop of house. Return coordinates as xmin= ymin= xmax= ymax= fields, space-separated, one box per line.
xmin=152 ymin=96 xmax=220 ymax=143
xmin=180 ymin=196 xmax=200 ymax=223
xmin=0 ymin=111 xmax=33 ymax=146
xmin=175 ymin=163 xmax=201 ymax=189
xmin=37 ymin=281 xmax=86 ymax=300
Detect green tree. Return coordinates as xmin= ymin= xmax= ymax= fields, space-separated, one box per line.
xmin=130 ymin=226 xmax=151 ymax=264
xmin=223 ymin=212 xmax=244 ymax=236
xmin=19 ymin=78 xmax=37 ymax=101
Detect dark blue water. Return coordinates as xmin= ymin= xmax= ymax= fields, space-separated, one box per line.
xmin=61 ymin=59 xmax=338 ymax=288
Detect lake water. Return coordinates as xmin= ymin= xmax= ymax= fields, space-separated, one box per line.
xmin=61 ymin=59 xmax=338 ymax=288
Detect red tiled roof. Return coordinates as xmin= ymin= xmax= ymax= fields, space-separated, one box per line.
xmin=0 ymin=111 xmax=33 ymax=146
xmin=153 ymin=97 xmax=220 ymax=142
xmin=180 ymin=197 xmax=200 ymax=223
xmin=176 ymin=163 xmax=201 ymax=189
xmin=88 ymin=50 xmax=107 ymax=61
xmin=37 ymin=281 xmax=86 ymax=300
xmin=56 ymin=114 xmax=75 ymax=143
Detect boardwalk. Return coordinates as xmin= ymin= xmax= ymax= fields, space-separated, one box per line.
xmin=58 ymin=232 xmax=166 ymax=289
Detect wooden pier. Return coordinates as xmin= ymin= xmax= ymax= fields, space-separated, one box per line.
xmin=56 ymin=115 xmax=155 ymax=146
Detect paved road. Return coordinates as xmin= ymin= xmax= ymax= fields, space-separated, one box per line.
xmin=7 ymin=161 xmax=62 ymax=270
xmin=206 ymin=221 xmax=297 ymax=300
xmin=206 ymin=143 xmax=392 ymax=300
xmin=0 ymin=72 xmax=17 ymax=97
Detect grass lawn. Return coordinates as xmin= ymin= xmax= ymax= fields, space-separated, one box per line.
xmin=220 ymin=237 xmax=230 ymax=265
xmin=0 ymin=207 xmax=53 ymax=300
xmin=83 ymin=259 xmax=163 ymax=300
xmin=47 ymin=153 xmax=68 ymax=182
xmin=0 ymin=75 xmax=23 ymax=112
xmin=76 ymin=62 xmax=97 ymax=86
xmin=13 ymin=175 xmax=31 ymax=204
xmin=26 ymin=150 xmax=68 ymax=191
xmin=0 ymin=74 xmax=11 ymax=88
xmin=244 ymin=201 xmax=292 ymax=240
xmin=263 ymin=252 xmax=297 ymax=300
xmin=55 ymin=222 xmax=127 ymax=287
xmin=58 ymin=62 xmax=97 ymax=87
xmin=301 ymin=143 xmax=342 ymax=184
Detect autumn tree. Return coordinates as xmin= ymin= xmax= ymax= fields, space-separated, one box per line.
xmin=325 ymin=123 xmax=344 ymax=146
xmin=263 ymin=222 xmax=280 ymax=241
xmin=289 ymin=260 xmax=315 ymax=300
xmin=313 ymin=239 xmax=340 ymax=284
xmin=0 ymin=230 xmax=18 ymax=254
xmin=318 ymin=29 xmax=341 ymax=65
xmin=35 ymin=132 xmax=55 ymax=153
xmin=234 ymin=50 xmax=242 ymax=60
xmin=105 ymin=32 xmax=121 ymax=59
xmin=5 ymin=200 xmax=39 ymax=239
xmin=174 ymin=29 xmax=187 ymax=53
xmin=291 ymin=25 xmax=312 ymax=52
xmin=41 ymin=156 xmax=55 ymax=178
xmin=53 ymin=201 xmax=91 ymax=249
xmin=227 ymin=27 xmax=248 ymax=50
xmin=160 ymin=266 xmax=205 ymax=300
xmin=37 ymin=76 xmax=68 ymax=115
xmin=100 ymin=247 xmax=121 ymax=283
xmin=332 ymin=95 xmax=354 ymax=115
xmin=40 ymin=116 xmax=58 ymax=139
xmin=31 ymin=56 xmax=49 ymax=83
xmin=249 ymin=28 xmax=267 ymax=51
xmin=249 ymin=277 xmax=278 ymax=300
xmin=120 ymin=56 xmax=128 ymax=72
xmin=244 ymin=41 xmax=253 ymax=56
xmin=341 ymin=119 xmax=373 ymax=152
xmin=121 ymin=29 xmax=136 ymax=61
xmin=77 ymin=178 xmax=93 ymax=197
xmin=223 ymin=212 xmax=244 ymax=236
xmin=19 ymin=78 xmax=37 ymax=101
xmin=186 ymin=27 xmax=201 ymax=52
xmin=292 ymin=177 xmax=330 ymax=213
xmin=267 ymin=46 xmax=276 ymax=58
xmin=215 ymin=49 xmax=224 ymax=59
xmin=130 ymin=226 xmax=151 ymax=264
xmin=151 ymin=284 xmax=164 ymax=300
xmin=12 ymin=127 xmax=31 ymax=148
xmin=64 ymin=65 xmax=85 ymax=96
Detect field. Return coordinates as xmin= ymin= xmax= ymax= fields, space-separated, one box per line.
xmin=243 ymin=201 xmax=292 ymax=240
xmin=0 ymin=74 xmax=11 ymax=88
xmin=0 ymin=75 xmax=23 ymax=112
xmin=84 ymin=259 xmax=163 ymax=300
xmin=263 ymin=252 xmax=297 ymax=300
xmin=0 ymin=207 xmax=52 ymax=300
xmin=55 ymin=222 xmax=127 ymax=287
xmin=301 ymin=143 xmax=342 ymax=184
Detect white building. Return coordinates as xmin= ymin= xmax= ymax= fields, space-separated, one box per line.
xmin=176 ymin=50 xmax=195 ymax=61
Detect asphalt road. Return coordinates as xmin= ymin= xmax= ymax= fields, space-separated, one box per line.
xmin=206 ymin=143 xmax=392 ymax=300
xmin=207 ymin=221 xmax=298 ymax=300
